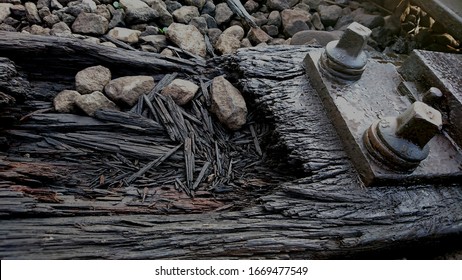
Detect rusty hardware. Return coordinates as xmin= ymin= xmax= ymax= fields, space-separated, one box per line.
xmin=319 ymin=22 xmax=372 ymax=81
xmin=422 ymin=87 xmax=443 ymax=106
xmin=363 ymin=102 xmax=442 ymax=171
xmin=399 ymin=50 xmax=462 ymax=149
xmin=304 ymin=31 xmax=462 ymax=186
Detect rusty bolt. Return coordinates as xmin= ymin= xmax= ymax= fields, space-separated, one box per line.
xmin=422 ymin=87 xmax=443 ymax=106
xmin=363 ymin=101 xmax=442 ymax=171
xmin=396 ymin=101 xmax=442 ymax=148
xmin=320 ymin=22 xmax=372 ymax=81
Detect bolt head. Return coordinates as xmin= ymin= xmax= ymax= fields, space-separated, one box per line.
xmin=396 ymin=101 xmax=442 ymax=148
xmin=325 ymin=22 xmax=371 ymax=71
xmin=422 ymin=87 xmax=443 ymax=105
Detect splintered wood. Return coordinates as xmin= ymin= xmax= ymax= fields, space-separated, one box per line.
xmin=1 ymin=75 xmax=293 ymax=214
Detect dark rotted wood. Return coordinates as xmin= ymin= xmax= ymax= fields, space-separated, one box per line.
xmin=0 ymin=31 xmax=206 ymax=80
xmin=0 ymin=40 xmax=461 ymax=259
xmin=0 ymin=57 xmax=30 ymax=102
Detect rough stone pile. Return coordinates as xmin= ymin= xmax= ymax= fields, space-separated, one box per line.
xmin=0 ymin=0 xmax=459 ymax=57
xmin=54 ymin=64 xmax=248 ymax=130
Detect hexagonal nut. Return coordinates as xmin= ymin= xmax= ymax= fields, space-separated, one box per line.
xmin=396 ymin=101 xmax=442 ymax=148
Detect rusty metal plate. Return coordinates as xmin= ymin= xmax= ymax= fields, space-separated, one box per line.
xmin=304 ymin=50 xmax=462 ymax=186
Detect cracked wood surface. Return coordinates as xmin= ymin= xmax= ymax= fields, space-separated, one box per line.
xmin=0 ymin=37 xmax=461 ymax=259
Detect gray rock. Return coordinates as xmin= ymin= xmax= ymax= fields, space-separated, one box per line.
xmin=215 ymin=25 xmax=244 ymax=54
xmin=0 ymin=23 xmax=16 ymax=31
xmin=201 ymin=14 xmax=217 ymax=29
xmin=311 ymin=12 xmax=324 ymax=30
xmin=140 ymin=34 xmax=168 ymax=52
xmin=38 ymin=7 xmax=51 ymax=19
xmin=25 ymin=2 xmax=42 ymax=24
xmin=104 ymin=76 xmax=155 ymax=107
xmin=161 ymin=79 xmax=199 ymax=105
xmin=222 ymin=25 xmax=245 ymax=40
xmin=100 ymin=41 xmax=117 ymax=48
xmin=29 ymin=24 xmax=50 ymax=35
xmin=268 ymin=38 xmax=287 ymax=45
xmin=166 ymin=23 xmax=207 ymax=57
xmin=244 ymin=0 xmax=260 ymax=13
xmin=0 ymin=3 xmax=12 ymax=23
xmin=207 ymin=27 xmax=222 ymax=46
xmin=10 ymin=4 xmax=26 ymax=19
xmin=267 ymin=0 xmax=298 ymax=11
xmin=281 ymin=8 xmax=311 ymax=37
xmin=160 ymin=48 xmax=175 ymax=56
xmin=184 ymin=0 xmax=206 ymax=10
xmin=190 ymin=16 xmax=207 ymax=34
xmin=165 ymin=0 xmax=181 ymax=14
xmin=83 ymin=37 xmax=100 ymax=44
xmin=75 ymin=65 xmax=112 ymax=95
xmin=64 ymin=3 xmax=92 ymax=17
xmin=252 ymin=11 xmax=268 ymax=26
xmin=319 ymin=4 xmax=342 ymax=26
xmin=353 ymin=12 xmax=384 ymax=29
xmin=214 ymin=3 xmax=233 ymax=25
xmin=43 ymin=14 xmax=60 ymax=27
xmin=72 ymin=12 xmax=108 ymax=35
xmin=50 ymin=21 xmax=72 ymax=36
xmin=240 ymin=38 xmax=252 ymax=48
xmin=247 ymin=27 xmax=272 ymax=45
xmin=107 ymin=27 xmax=141 ymax=43
xmin=141 ymin=25 xmax=159 ymax=36
xmin=81 ymin=0 xmax=96 ymax=12
xmin=261 ymin=24 xmax=279 ymax=37
xmin=37 ymin=0 xmax=50 ymax=10
xmin=52 ymin=10 xmax=75 ymax=26
xmin=294 ymin=3 xmax=310 ymax=11
xmin=141 ymin=44 xmax=158 ymax=52
xmin=96 ymin=4 xmax=111 ymax=20
xmin=50 ymin=0 xmax=63 ymax=10
xmin=53 ymin=90 xmax=81 ymax=113
xmin=302 ymin=0 xmax=322 ymax=10
xmin=120 ymin=0 xmax=158 ymax=24
xmin=267 ymin=10 xmax=281 ymax=27
xmin=75 ymin=91 xmax=119 ymax=116
xmin=172 ymin=6 xmax=199 ymax=24
xmin=146 ymin=0 xmax=173 ymax=26
xmin=201 ymin=1 xmax=215 ymax=16
xmin=108 ymin=9 xmax=125 ymax=29
xmin=291 ymin=30 xmax=341 ymax=46
xmin=210 ymin=75 xmax=247 ymax=130
xmin=334 ymin=14 xmax=354 ymax=30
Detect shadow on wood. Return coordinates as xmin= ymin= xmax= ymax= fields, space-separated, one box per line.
xmin=0 ymin=32 xmax=461 ymax=259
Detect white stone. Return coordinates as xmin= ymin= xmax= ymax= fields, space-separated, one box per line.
xmin=107 ymin=27 xmax=141 ymax=44
xmin=0 ymin=4 xmax=13 ymax=24
xmin=120 ymin=0 xmax=158 ymax=24
xmin=75 ymin=91 xmax=119 ymax=116
xmin=166 ymin=23 xmax=206 ymax=57
xmin=161 ymin=79 xmax=199 ymax=105
xmin=53 ymin=90 xmax=81 ymax=113
xmin=215 ymin=25 xmax=244 ymax=54
xmin=75 ymin=65 xmax=112 ymax=95
xmin=210 ymin=76 xmax=247 ymax=130
xmin=104 ymin=76 xmax=155 ymax=106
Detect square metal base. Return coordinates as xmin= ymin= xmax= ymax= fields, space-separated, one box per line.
xmin=304 ymin=50 xmax=462 ymax=186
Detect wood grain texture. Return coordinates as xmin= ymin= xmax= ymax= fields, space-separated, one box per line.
xmin=0 ymin=38 xmax=461 ymax=259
